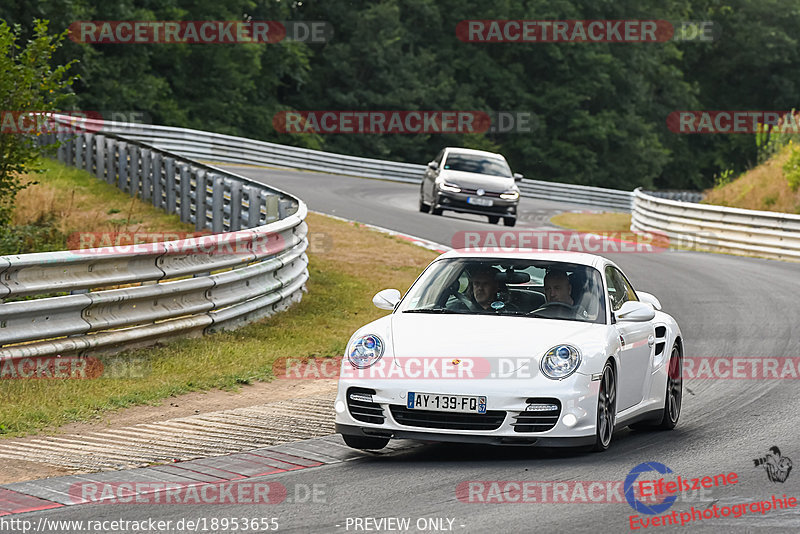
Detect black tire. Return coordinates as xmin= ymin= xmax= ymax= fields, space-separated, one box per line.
xmin=487 ymin=216 xmax=500 ymax=224
xmin=503 ymin=217 xmax=517 ymax=227
xmin=431 ymin=207 xmax=443 ymax=216
xmin=342 ymin=434 xmax=389 ymax=450
xmin=630 ymin=343 xmax=682 ymax=431
xmin=419 ymin=198 xmax=430 ymax=213
xmin=592 ymin=361 xmax=616 ymax=452
xmin=659 ymin=344 xmax=682 ymax=429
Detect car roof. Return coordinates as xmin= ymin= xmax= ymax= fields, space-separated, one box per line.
xmin=437 ymin=249 xmax=608 ymax=269
xmin=443 ymin=147 xmax=507 ymax=159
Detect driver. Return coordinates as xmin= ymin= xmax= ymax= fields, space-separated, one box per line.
xmin=469 ymin=265 xmax=501 ymax=310
xmin=544 ymin=269 xmax=573 ymax=305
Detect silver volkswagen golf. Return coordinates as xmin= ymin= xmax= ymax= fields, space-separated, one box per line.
xmin=419 ymin=147 xmax=522 ymax=226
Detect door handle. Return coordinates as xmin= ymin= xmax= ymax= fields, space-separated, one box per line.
xmin=647 ymin=335 xmax=655 ymax=347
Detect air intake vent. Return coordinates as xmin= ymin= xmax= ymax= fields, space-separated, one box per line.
xmin=389 ymin=406 xmax=505 ymax=430
xmin=346 ymin=387 xmax=385 ymax=424
xmin=654 ymin=325 xmax=668 ymax=356
xmin=513 ymin=398 xmax=561 ymax=432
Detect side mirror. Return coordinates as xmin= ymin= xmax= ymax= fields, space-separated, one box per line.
xmin=616 ymin=300 xmax=656 ymax=322
xmin=373 ymin=289 xmax=401 ymax=310
xmin=428 ymin=161 xmax=439 ymax=170
xmin=637 ymin=292 xmax=662 ymax=311
xmin=513 ymin=172 xmax=523 ymax=182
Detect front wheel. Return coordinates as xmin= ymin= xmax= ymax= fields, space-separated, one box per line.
xmin=418 ymin=198 xmax=430 ymax=213
xmin=503 ymin=217 xmax=517 ymax=227
xmin=659 ymin=344 xmax=682 ymax=429
xmin=342 ymin=434 xmax=389 ymax=450
xmin=431 ymin=207 xmax=443 ymax=216
xmin=592 ymin=361 xmax=616 ymax=452
xmin=487 ymin=216 xmax=500 ymax=224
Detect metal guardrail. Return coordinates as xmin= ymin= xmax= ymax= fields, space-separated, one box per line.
xmin=631 ymin=188 xmax=800 ymax=262
xmin=0 ymin=129 xmax=309 ymax=360
xmin=91 ymin=119 xmax=637 ymax=211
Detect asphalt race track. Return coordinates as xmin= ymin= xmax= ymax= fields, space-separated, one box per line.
xmin=8 ymin=166 xmax=800 ymax=533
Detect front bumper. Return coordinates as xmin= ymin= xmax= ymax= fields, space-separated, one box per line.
xmin=334 ymin=376 xmax=599 ymax=447
xmin=435 ymin=190 xmax=518 ymax=218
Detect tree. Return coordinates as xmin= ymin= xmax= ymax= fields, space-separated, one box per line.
xmin=0 ymin=19 xmax=77 ymax=226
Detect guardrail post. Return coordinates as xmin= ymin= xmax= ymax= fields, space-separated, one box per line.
xmin=179 ymin=164 xmax=191 ymax=223
xmin=85 ymin=134 xmax=94 ymax=174
xmin=57 ymin=132 xmax=67 ymax=163
xmin=211 ymin=175 xmax=224 ymax=233
xmin=95 ymin=134 xmax=105 ymax=181
xmin=244 ymin=186 xmax=260 ymax=228
xmin=118 ymin=141 xmax=128 ymax=193
xmin=75 ymin=133 xmax=84 ymax=169
xmin=152 ymin=152 xmax=163 ymax=209
xmin=105 ymin=137 xmax=117 ymax=185
xmin=229 ymin=181 xmax=242 ymax=232
xmin=130 ymin=145 xmax=142 ymax=199
xmin=141 ymin=149 xmax=152 ymax=202
xmin=194 ymin=169 xmax=207 ymax=231
xmin=165 ymin=157 xmax=176 ymax=215
xmin=64 ymin=135 xmax=75 ymax=166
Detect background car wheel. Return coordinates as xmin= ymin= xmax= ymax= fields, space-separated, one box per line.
xmin=592 ymin=361 xmax=616 ymax=452
xmin=342 ymin=434 xmax=389 ymax=450
xmin=431 ymin=207 xmax=443 ymax=216
xmin=629 ymin=343 xmax=682 ymax=431
xmin=487 ymin=216 xmax=499 ymax=224
xmin=418 ymin=198 xmax=430 ymax=213
xmin=503 ymin=217 xmax=516 ymax=227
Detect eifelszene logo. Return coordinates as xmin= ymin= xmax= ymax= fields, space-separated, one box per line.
xmin=754 ymin=446 xmax=793 ymax=483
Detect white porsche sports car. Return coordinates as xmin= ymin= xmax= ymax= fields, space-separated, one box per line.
xmin=334 ymin=250 xmax=683 ymax=452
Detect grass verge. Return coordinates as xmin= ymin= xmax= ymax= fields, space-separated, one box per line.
xmin=3 ymin=158 xmax=193 ymax=255
xmin=550 ymin=211 xmax=632 ymax=232
xmin=0 ymin=211 xmax=437 ymax=437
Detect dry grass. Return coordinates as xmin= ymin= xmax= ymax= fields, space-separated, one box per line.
xmin=550 ymin=211 xmax=632 ymax=232
xmin=702 ymin=145 xmax=800 ymax=213
xmin=13 ymin=159 xmax=192 ymax=241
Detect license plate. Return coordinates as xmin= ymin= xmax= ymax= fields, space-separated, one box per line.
xmin=407 ymin=392 xmax=487 ymax=413
xmin=467 ymin=197 xmax=493 ymax=207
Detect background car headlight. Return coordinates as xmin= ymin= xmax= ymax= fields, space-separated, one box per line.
xmin=348 ymin=334 xmax=385 ymax=368
xmin=500 ymin=190 xmax=519 ymax=200
xmin=438 ymin=182 xmax=461 ymax=193
xmin=540 ymin=344 xmax=581 ymax=379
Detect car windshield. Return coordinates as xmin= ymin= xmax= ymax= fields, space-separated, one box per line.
xmin=442 ymin=153 xmax=512 ymax=177
xmin=397 ymin=258 xmax=606 ymax=324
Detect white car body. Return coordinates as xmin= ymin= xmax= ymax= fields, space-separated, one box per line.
xmin=335 ymin=250 xmax=683 ymax=450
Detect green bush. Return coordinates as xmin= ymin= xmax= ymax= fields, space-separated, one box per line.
xmin=0 ymin=214 xmax=66 ymax=255
xmin=782 ymin=146 xmax=800 ymax=192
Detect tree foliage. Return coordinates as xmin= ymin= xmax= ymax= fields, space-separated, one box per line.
xmin=0 ymin=19 xmax=77 ymax=226
xmin=2 ymin=0 xmax=800 ymax=193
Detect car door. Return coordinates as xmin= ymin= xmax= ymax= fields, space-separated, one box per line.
xmin=423 ymin=149 xmax=444 ymax=202
xmin=606 ymin=266 xmax=654 ymax=411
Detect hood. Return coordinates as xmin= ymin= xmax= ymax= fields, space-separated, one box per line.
xmin=388 ymin=313 xmax=605 ymax=376
xmin=439 ymin=169 xmax=516 ymax=192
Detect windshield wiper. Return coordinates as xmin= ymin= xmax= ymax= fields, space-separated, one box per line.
xmin=403 ymin=307 xmax=459 ymax=314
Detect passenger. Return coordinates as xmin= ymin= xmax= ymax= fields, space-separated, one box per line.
xmin=544 ymin=269 xmax=574 ymax=305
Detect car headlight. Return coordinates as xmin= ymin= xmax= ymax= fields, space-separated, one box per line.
xmin=438 ymin=182 xmax=461 ymax=193
xmin=540 ymin=344 xmax=581 ymax=379
xmin=347 ymin=334 xmax=385 ymax=368
xmin=500 ymin=190 xmax=519 ymax=200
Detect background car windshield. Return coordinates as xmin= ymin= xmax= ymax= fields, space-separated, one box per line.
xmin=442 ymin=154 xmax=511 ymax=177
xmin=397 ymin=258 xmax=606 ymax=324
